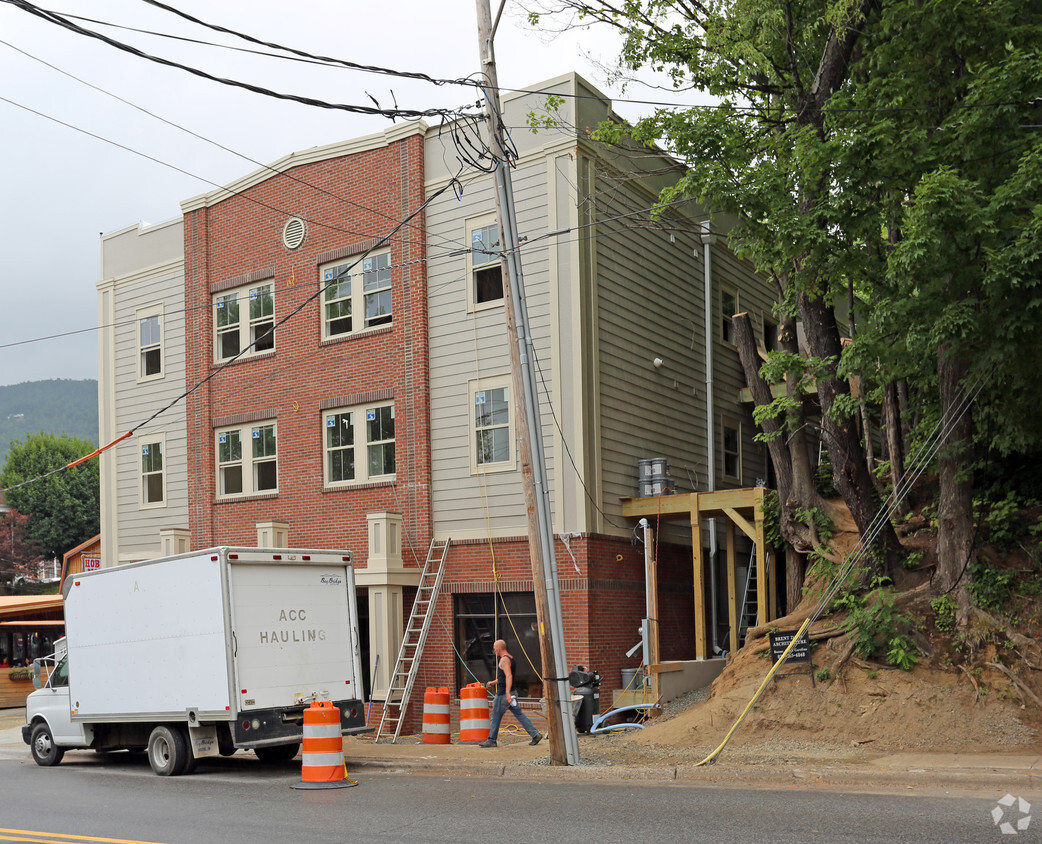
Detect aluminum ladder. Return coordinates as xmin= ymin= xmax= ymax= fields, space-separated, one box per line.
xmin=738 ymin=546 xmax=769 ymax=645
xmin=375 ymin=537 xmax=450 ymax=743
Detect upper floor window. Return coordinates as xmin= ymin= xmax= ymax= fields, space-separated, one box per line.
xmin=321 ymin=251 xmax=392 ymax=340
xmin=137 ymin=306 xmax=163 ymax=380
xmin=323 ymin=402 xmax=396 ymax=486
xmin=217 ymin=422 xmax=277 ymax=498
xmin=721 ymin=287 xmax=738 ymax=345
xmin=722 ymin=421 xmax=741 ymax=481
xmin=140 ymin=439 xmax=164 ymax=507
xmin=471 ymin=376 xmax=514 ymax=472
xmin=214 ymin=282 xmax=275 ymax=362
xmin=467 ymin=219 xmax=503 ymax=311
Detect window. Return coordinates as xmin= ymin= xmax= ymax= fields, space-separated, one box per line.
xmin=763 ymin=317 xmax=781 ymax=352
xmin=140 ymin=440 xmax=164 ymax=506
xmin=321 ymin=251 xmax=392 ymax=339
xmin=471 ymin=377 xmax=513 ymax=472
xmin=467 ymin=219 xmax=503 ymax=310
xmin=721 ymin=287 xmax=738 ymax=344
xmin=454 ymin=593 xmax=539 ymax=696
xmin=214 ymin=281 xmax=275 ymax=361
xmin=216 ymin=422 xmax=277 ymax=497
xmin=722 ymin=421 xmax=741 ymax=481
xmin=323 ymin=402 xmax=395 ymax=486
xmin=137 ymin=306 xmax=163 ymax=379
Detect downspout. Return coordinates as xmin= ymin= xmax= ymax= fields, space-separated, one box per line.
xmin=701 ymin=221 xmax=720 ymax=656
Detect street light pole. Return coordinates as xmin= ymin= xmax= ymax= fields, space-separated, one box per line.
xmin=475 ymin=0 xmax=580 ymax=766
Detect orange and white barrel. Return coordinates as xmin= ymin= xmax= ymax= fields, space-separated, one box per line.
xmin=421 ymin=687 xmax=451 ymax=745
xmin=459 ymin=682 xmax=490 ymax=743
xmin=291 ymin=701 xmax=355 ymax=790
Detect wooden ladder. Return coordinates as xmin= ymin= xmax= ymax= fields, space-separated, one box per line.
xmin=374 ymin=537 xmax=450 ymax=743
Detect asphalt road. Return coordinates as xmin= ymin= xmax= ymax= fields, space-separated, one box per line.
xmin=1 ymin=751 xmax=1036 ymax=843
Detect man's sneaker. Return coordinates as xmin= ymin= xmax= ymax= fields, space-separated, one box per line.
xmin=478 ymin=739 xmax=497 ymax=748
xmin=529 ymin=734 xmax=542 ymax=746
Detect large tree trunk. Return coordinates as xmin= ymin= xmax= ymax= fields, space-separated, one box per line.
xmin=934 ymin=346 xmax=973 ymax=625
xmin=883 ymin=381 xmax=908 ymax=514
xmin=798 ymin=292 xmax=903 ymax=573
xmin=732 ymin=312 xmax=817 ymax=608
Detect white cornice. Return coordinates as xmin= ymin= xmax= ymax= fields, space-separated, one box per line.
xmin=180 ymin=120 xmax=428 ymax=214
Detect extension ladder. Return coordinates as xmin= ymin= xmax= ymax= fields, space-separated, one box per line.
xmin=374 ymin=537 xmax=451 ymax=743
xmin=738 ymin=547 xmax=770 ymax=645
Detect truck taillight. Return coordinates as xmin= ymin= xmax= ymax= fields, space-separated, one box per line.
xmin=272 ymin=554 xmax=282 ymax=560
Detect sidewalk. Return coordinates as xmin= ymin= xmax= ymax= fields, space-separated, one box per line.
xmin=6 ymin=708 xmax=1041 ymax=793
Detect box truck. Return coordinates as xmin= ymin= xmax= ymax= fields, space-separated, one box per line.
xmin=23 ymin=547 xmax=367 ymax=776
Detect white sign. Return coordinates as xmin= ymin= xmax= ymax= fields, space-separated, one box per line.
xmin=82 ymin=557 xmax=100 ymax=572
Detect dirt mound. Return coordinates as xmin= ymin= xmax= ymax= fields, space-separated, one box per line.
xmin=599 ymin=500 xmax=1042 ymax=763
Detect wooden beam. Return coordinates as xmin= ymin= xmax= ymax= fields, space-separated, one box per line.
xmin=621 ymin=494 xmax=694 ymax=519
xmin=722 ymin=506 xmax=756 ymax=542
xmin=646 ymin=524 xmax=661 ymax=715
xmin=756 ymin=505 xmax=768 ymax=625
xmin=648 ymin=661 xmax=684 ymax=674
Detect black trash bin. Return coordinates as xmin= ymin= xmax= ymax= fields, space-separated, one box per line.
xmin=568 ymin=665 xmax=602 ymax=733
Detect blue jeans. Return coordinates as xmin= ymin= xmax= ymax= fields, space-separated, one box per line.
xmin=488 ymin=693 xmax=540 ymax=741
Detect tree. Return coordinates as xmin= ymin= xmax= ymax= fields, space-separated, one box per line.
xmin=1 ymin=433 xmax=99 ymax=560
xmin=0 ymin=509 xmax=40 ymax=588
xmin=528 ymin=0 xmax=1042 ymax=608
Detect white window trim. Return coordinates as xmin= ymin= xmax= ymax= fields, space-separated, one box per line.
xmin=212 ymin=280 xmax=276 ymax=363
xmin=139 ymin=434 xmax=167 ymax=510
xmin=721 ymin=418 xmax=742 ymax=483
xmin=215 ymin=421 xmax=278 ymax=499
xmin=319 ymin=249 xmax=393 ymax=341
xmin=136 ymin=304 xmax=164 ymax=383
xmin=469 ymin=375 xmax=515 ymax=474
xmin=322 ymin=401 xmax=396 ymax=487
xmin=465 ymin=214 xmax=504 ymax=314
xmin=720 ymin=286 xmax=739 ymax=346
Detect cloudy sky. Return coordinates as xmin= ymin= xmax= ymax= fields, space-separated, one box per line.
xmin=0 ymin=0 xmax=689 ymax=388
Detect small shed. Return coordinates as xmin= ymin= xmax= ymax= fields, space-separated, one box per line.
xmin=60 ymin=535 xmax=101 ymax=592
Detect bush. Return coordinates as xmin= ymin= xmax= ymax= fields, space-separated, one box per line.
xmin=931 ymin=595 xmax=958 ymax=631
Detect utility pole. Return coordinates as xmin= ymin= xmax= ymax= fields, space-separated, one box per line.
xmin=475 ymin=0 xmax=580 ymax=766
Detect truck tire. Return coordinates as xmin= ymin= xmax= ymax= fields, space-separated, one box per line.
xmin=30 ymin=723 xmax=64 ymax=767
xmin=254 ymin=741 xmax=301 ymax=763
xmin=147 ymin=725 xmax=189 ymax=776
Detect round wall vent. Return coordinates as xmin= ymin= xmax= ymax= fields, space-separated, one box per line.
xmin=282 ymin=216 xmax=307 ymax=250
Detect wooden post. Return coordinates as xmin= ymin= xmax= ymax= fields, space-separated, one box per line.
xmin=755 ymin=489 xmax=768 ymax=624
xmin=646 ymin=525 xmax=661 ymax=711
xmin=690 ymin=495 xmax=707 ymax=659
xmin=726 ymin=519 xmax=738 ymax=654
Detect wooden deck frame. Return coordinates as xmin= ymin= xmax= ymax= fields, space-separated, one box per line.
xmin=621 ymin=487 xmax=771 ymax=660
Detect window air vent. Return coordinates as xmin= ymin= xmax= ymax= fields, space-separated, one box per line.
xmin=283 ymin=217 xmax=307 ymax=250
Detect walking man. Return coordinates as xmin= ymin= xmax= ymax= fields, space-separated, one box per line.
xmin=479 ymin=639 xmax=542 ymax=747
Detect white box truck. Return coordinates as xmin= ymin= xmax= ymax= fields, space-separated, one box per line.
xmin=23 ymin=546 xmax=367 ymax=776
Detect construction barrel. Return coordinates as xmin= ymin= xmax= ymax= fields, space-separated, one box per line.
xmin=458 ymin=682 xmax=491 ymax=743
xmin=421 ymin=687 xmax=451 ymax=744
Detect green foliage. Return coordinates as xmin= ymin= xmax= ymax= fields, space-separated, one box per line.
xmin=981 ymin=491 xmax=1028 ymax=548
xmin=1 ymin=432 xmax=100 ymax=559
xmin=525 ymin=95 xmax=566 ymax=133
xmin=760 ymin=489 xmax=787 ymax=551
xmin=813 ymin=452 xmax=837 ymax=498
xmin=886 ymin=636 xmax=919 ymax=671
xmin=968 ymin=557 xmax=1017 ymax=612
xmin=795 ymin=505 xmax=834 ymax=542
xmin=0 ymin=380 xmax=97 ymax=468
xmin=815 ymin=667 xmax=830 ymax=682
xmin=836 ymin=581 xmax=916 ymax=668
xmin=931 ymin=595 xmax=958 ymax=632
xmin=902 ymin=550 xmax=923 ymax=571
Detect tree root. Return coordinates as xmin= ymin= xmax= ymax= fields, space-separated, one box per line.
xmin=959 ymin=665 xmax=983 ymax=704
xmin=987 ymin=661 xmax=1042 ymax=709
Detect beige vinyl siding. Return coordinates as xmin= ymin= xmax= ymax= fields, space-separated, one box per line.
xmin=98 ymin=220 xmax=189 ymax=565
xmin=591 ymin=162 xmax=709 ymax=523
xmin=425 ymin=78 xmax=588 ymax=541
xmin=709 ymin=243 xmax=777 ymax=489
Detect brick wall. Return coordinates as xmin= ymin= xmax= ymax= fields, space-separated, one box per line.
xmin=182 ymin=133 xmax=432 ymax=565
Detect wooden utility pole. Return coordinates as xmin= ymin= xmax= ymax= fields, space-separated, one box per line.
xmin=475 ymin=0 xmax=580 ymax=766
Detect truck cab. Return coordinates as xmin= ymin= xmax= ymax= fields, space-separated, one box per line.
xmin=24 ymin=645 xmax=93 ymax=766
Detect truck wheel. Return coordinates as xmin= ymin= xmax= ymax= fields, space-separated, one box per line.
xmin=30 ymin=723 xmax=64 ymax=767
xmin=147 ymin=725 xmax=188 ymax=776
xmin=254 ymin=741 xmax=301 ymax=763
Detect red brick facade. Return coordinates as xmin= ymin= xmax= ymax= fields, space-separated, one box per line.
xmin=182 ymin=132 xmax=432 ymax=562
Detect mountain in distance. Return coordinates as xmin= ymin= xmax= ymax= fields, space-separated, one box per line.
xmin=0 ymin=379 xmax=98 ymax=469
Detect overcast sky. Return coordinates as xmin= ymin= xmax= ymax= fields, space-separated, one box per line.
xmin=0 ymin=0 xmax=690 ymax=388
